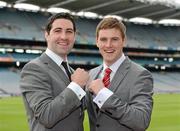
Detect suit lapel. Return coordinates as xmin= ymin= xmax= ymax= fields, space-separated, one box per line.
xmin=39 ymin=53 xmax=70 ymax=85
xmin=91 ymin=65 xmax=103 ymax=80
xmin=109 ymin=57 xmax=131 ymax=92
xmin=89 ymin=65 xmax=103 ymax=117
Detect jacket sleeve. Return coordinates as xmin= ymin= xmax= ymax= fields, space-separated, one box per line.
xmin=20 ymin=62 xmax=81 ymax=128
xmin=100 ymin=70 xmax=153 ymax=131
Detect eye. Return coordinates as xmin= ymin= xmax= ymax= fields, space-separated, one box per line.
xmin=112 ymin=37 xmax=119 ymax=41
xmin=66 ymin=29 xmax=74 ymax=34
xmin=100 ymin=37 xmax=107 ymax=42
xmin=54 ymin=29 xmax=61 ymax=33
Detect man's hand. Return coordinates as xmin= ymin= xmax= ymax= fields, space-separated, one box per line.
xmin=88 ymin=79 xmax=104 ymax=95
xmin=71 ymin=68 xmax=89 ymax=88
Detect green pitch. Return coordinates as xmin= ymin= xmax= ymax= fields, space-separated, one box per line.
xmin=147 ymin=93 xmax=180 ymax=131
xmin=0 ymin=94 xmax=180 ymax=131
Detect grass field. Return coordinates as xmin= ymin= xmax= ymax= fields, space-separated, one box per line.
xmin=0 ymin=94 xmax=180 ymax=131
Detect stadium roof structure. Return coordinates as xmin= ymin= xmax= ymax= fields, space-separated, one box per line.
xmin=1 ymin=0 xmax=180 ymax=22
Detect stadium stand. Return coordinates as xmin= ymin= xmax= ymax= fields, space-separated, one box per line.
xmin=1 ymin=67 xmax=180 ymax=96
xmin=1 ymin=7 xmax=180 ymax=96
xmin=0 ymin=8 xmax=45 ymax=41
xmin=1 ymin=7 xmax=180 ymax=48
xmin=152 ymin=72 xmax=180 ymax=93
xmin=126 ymin=23 xmax=180 ymax=48
xmin=0 ymin=67 xmax=20 ymax=96
xmin=10 ymin=53 xmax=40 ymax=62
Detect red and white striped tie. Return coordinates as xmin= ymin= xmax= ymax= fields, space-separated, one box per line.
xmin=102 ymin=68 xmax=112 ymax=88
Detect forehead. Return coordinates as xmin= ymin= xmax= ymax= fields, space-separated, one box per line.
xmin=98 ymin=28 xmax=122 ymax=37
xmin=51 ymin=18 xmax=74 ymax=29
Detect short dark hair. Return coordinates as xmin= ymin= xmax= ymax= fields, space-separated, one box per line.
xmin=45 ymin=12 xmax=76 ymax=34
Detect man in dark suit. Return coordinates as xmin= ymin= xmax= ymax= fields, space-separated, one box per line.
xmin=20 ymin=13 xmax=89 ymax=131
xmin=86 ymin=17 xmax=153 ymax=131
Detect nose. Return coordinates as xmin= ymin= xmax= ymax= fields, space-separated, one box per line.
xmin=60 ymin=31 xmax=67 ymax=39
xmin=105 ymin=40 xmax=112 ymax=47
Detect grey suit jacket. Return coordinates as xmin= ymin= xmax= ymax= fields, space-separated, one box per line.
xmin=86 ymin=57 xmax=153 ymax=131
xmin=20 ymin=53 xmax=84 ymax=131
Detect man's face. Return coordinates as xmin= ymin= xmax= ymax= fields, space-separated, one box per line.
xmin=45 ymin=18 xmax=75 ymax=59
xmin=96 ymin=28 xmax=125 ymax=66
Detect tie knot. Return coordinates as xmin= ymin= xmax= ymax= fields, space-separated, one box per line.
xmin=61 ymin=61 xmax=68 ymax=67
xmin=105 ymin=68 xmax=112 ymax=75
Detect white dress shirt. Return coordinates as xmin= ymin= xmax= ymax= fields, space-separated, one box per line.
xmin=45 ymin=48 xmax=86 ymax=100
xmin=93 ymin=53 xmax=126 ymax=108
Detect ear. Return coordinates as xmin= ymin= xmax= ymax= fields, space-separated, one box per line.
xmin=44 ymin=31 xmax=49 ymax=41
xmin=122 ymin=37 xmax=126 ymax=47
xmin=96 ymin=37 xmax=99 ymax=48
xmin=73 ymin=32 xmax=76 ymax=41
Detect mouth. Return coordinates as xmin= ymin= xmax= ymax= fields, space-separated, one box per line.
xmin=57 ymin=41 xmax=68 ymax=45
xmin=57 ymin=42 xmax=70 ymax=50
xmin=104 ymin=49 xmax=115 ymax=53
xmin=57 ymin=42 xmax=70 ymax=48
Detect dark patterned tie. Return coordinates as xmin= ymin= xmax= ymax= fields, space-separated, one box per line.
xmin=61 ymin=61 xmax=71 ymax=80
xmin=102 ymin=68 xmax=112 ymax=88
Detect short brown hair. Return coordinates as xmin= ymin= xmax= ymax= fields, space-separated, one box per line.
xmin=96 ymin=17 xmax=126 ymax=39
xmin=45 ymin=12 xmax=76 ymax=34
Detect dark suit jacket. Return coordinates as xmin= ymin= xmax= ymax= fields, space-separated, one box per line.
xmin=86 ymin=57 xmax=153 ymax=131
xmin=20 ymin=53 xmax=84 ymax=131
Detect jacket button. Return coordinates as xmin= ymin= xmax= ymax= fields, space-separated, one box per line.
xmin=96 ymin=124 xmax=100 ymax=127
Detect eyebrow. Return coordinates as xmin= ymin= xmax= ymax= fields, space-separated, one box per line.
xmin=66 ymin=28 xmax=74 ymax=31
xmin=53 ymin=27 xmax=74 ymax=31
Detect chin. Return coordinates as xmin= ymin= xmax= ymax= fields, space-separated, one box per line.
xmin=104 ymin=59 xmax=113 ymax=64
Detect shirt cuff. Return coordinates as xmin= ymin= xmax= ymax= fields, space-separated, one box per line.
xmin=93 ymin=88 xmax=113 ymax=108
xmin=67 ymin=82 xmax=86 ymax=100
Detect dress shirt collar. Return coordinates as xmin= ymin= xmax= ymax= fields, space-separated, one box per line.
xmin=103 ymin=53 xmax=126 ymax=74
xmin=45 ymin=48 xmax=68 ymax=67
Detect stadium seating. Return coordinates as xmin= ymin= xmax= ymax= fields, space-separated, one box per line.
xmin=10 ymin=53 xmax=39 ymax=62
xmin=152 ymin=72 xmax=180 ymax=93
xmin=0 ymin=8 xmax=45 ymax=41
xmin=1 ymin=67 xmax=180 ymax=96
xmin=0 ymin=68 xmax=20 ymax=96
xmin=1 ymin=7 xmax=180 ymax=96
xmin=1 ymin=8 xmax=180 ymax=48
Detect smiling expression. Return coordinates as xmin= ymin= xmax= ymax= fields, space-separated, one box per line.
xmin=45 ymin=19 xmax=75 ymax=60
xmin=96 ymin=28 xmax=125 ymax=66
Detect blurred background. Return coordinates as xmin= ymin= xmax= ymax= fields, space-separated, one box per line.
xmin=0 ymin=0 xmax=180 ymax=131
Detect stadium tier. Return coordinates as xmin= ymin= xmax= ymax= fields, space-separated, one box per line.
xmin=1 ymin=7 xmax=180 ymax=96
xmin=1 ymin=51 xmax=180 ymax=68
xmin=0 ymin=8 xmax=180 ymax=48
xmin=1 ymin=67 xmax=180 ymax=96
xmin=0 ymin=67 xmax=20 ymax=96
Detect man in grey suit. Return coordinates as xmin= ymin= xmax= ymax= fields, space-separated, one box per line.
xmin=86 ymin=17 xmax=153 ymax=131
xmin=20 ymin=13 xmax=89 ymax=131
